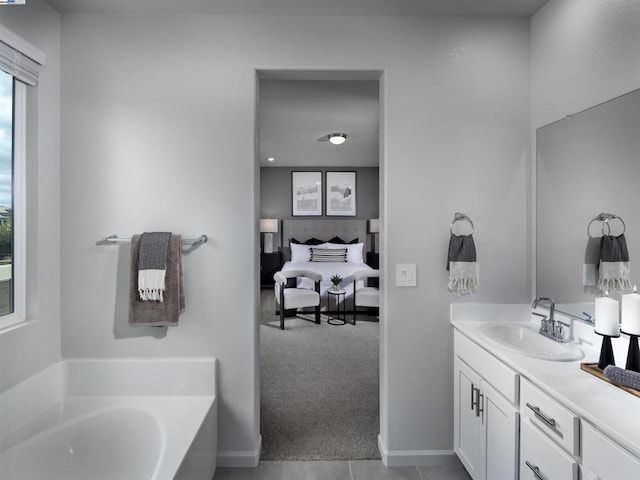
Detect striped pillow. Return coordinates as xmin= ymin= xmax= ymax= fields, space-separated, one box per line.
xmin=310 ymin=247 xmax=347 ymax=262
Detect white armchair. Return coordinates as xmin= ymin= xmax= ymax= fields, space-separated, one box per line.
xmin=273 ymin=270 xmax=322 ymax=330
xmin=352 ymin=269 xmax=380 ymax=324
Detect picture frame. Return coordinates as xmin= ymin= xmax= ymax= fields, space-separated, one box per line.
xmin=326 ymin=171 xmax=356 ymax=216
xmin=291 ymin=171 xmax=322 ymax=216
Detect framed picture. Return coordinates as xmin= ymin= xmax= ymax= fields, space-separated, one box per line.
xmin=326 ymin=171 xmax=356 ymax=216
xmin=291 ymin=171 xmax=322 ymax=216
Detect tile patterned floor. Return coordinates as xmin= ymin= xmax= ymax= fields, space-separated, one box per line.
xmin=212 ymin=460 xmax=472 ymax=480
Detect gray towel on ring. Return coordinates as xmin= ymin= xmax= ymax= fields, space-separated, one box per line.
xmin=447 ymin=234 xmax=476 ymax=270
xmin=447 ymin=234 xmax=478 ymax=296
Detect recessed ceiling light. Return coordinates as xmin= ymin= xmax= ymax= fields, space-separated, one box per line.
xmin=267 ymin=157 xmax=275 ymax=162
xmin=328 ymin=133 xmax=347 ymax=145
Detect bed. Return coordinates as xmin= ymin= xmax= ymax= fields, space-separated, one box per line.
xmin=276 ymin=219 xmax=375 ymax=310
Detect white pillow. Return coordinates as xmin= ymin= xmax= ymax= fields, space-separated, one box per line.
xmin=326 ymin=242 xmax=364 ymax=263
xmin=289 ymin=243 xmax=324 ymax=263
xmin=290 ymin=243 xmax=312 ymax=263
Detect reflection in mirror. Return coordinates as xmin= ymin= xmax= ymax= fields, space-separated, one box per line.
xmin=536 ymin=88 xmax=640 ymax=321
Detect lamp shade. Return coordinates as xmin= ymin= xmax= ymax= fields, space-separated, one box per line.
xmin=368 ymin=219 xmax=380 ymax=234
xmin=260 ymin=218 xmax=279 ymax=233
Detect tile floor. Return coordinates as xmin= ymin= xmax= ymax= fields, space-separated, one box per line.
xmin=212 ymin=460 xmax=472 ymax=480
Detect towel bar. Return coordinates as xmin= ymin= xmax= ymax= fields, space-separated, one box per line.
xmin=97 ymin=234 xmax=208 ymax=246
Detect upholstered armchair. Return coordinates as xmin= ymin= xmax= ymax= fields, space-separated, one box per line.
xmin=352 ymin=269 xmax=380 ymax=324
xmin=273 ymin=270 xmax=322 ymax=330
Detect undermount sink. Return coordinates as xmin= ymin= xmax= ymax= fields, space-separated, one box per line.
xmin=479 ymin=322 xmax=584 ymax=362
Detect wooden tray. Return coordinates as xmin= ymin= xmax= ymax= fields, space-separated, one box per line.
xmin=580 ymin=362 xmax=640 ymax=399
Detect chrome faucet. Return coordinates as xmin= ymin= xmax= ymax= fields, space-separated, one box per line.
xmin=532 ymin=297 xmax=569 ymax=342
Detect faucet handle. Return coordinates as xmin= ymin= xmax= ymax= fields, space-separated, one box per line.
xmin=556 ymin=323 xmax=565 ymax=342
xmin=532 ymin=312 xmax=548 ymax=331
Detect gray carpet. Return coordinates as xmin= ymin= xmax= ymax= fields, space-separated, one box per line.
xmin=260 ymin=290 xmax=380 ymax=460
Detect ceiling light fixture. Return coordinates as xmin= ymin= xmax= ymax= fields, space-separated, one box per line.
xmin=267 ymin=157 xmax=275 ymax=162
xmin=328 ymin=133 xmax=347 ymax=145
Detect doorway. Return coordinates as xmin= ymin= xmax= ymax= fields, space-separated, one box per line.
xmin=256 ymin=70 xmax=383 ymax=460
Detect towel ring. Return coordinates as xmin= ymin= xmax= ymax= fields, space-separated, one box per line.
xmin=587 ymin=213 xmax=626 ymax=238
xmin=450 ymin=212 xmax=474 ymax=235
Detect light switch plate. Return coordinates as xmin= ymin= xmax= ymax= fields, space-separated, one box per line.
xmin=396 ymin=264 xmax=416 ymax=287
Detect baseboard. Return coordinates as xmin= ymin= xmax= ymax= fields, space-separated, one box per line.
xmin=216 ymin=435 xmax=262 ymax=468
xmin=377 ymin=434 xmax=461 ymax=467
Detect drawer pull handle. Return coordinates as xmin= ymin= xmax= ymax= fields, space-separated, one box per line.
xmin=471 ymin=384 xmax=476 ymax=411
xmin=525 ymin=461 xmax=548 ymax=480
xmin=526 ymin=402 xmax=556 ymax=428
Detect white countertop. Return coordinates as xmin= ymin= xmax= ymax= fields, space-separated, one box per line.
xmin=451 ymin=303 xmax=640 ymax=460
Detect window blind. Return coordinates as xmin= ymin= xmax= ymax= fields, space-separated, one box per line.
xmin=0 ymin=40 xmax=39 ymax=86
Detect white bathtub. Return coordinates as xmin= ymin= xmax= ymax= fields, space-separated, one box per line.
xmin=0 ymin=358 xmax=217 ymax=480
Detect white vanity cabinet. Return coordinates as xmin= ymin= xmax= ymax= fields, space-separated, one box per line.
xmin=454 ymin=330 xmax=519 ymax=480
xmin=520 ymin=379 xmax=579 ymax=479
xmin=582 ymin=422 xmax=640 ymax=479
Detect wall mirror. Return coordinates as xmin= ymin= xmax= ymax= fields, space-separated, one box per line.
xmin=536 ymin=87 xmax=640 ymax=320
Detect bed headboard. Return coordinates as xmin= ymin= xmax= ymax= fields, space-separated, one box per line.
xmin=282 ymin=219 xmax=369 ymax=261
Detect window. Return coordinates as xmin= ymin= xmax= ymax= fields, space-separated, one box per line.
xmin=0 ymin=69 xmax=25 ymax=329
xmin=0 ymin=70 xmax=13 ymax=316
xmin=0 ymin=27 xmax=45 ymax=330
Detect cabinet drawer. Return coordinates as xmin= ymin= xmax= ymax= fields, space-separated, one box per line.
xmin=582 ymin=422 xmax=640 ymax=479
xmin=454 ymin=329 xmax=519 ymax=404
xmin=521 ymin=379 xmax=580 ymax=456
xmin=521 ymin=420 xmax=579 ymax=480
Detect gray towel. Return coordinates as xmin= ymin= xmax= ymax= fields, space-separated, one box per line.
xmin=447 ymin=234 xmax=479 ymax=296
xmin=129 ymin=234 xmax=185 ymax=327
xmin=603 ymin=365 xmax=640 ymax=391
xmin=138 ymin=232 xmax=172 ymax=301
xmin=446 ymin=234 xmax=476 ymax=270
xmin=598 ymin=234 xmax=631 ymax=292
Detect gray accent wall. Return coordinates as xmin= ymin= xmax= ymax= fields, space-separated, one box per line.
xmin=261 ymin=167 xmax=379 ymax=250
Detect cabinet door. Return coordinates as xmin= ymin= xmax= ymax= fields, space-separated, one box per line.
xmin=454 ymin=357 xmax=483 ymax=479
xmin=582 ymin=422 xmax=640 ymax=479
xmin=481 ymin=381 xmax=519 ymax=480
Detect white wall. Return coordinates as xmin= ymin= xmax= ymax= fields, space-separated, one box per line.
xmin=58 ymin=13 xmax=530 ymax=464
xmin=0 ymin=1 xmax=61 ymax=392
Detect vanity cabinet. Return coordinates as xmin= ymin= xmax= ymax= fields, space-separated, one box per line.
xmin=519 ymin=378 xmax=580 ymax=479
xmin=453 ymin=319 xmax=640 ymax=480
xmin=520 ymin=420 xmax=578 ymax=480
xmin=454 ymin=330 xmax=519 ymax=480
xmin=521 ymin=379 xmax=580 ymax=457
xmin=582 ymin=422 xmax=640 ymax=479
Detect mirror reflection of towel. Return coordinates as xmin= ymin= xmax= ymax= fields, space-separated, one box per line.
xmin=583 ymin=236 xmax=600 ymax=287
xmin=598 ymin=234 xmax=631 ymax=293
xmin=129 ymin=234 xmax=185 ymax=327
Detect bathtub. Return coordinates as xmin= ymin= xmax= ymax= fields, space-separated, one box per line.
xmin=0 ymin=358 xmax=217 ymax=480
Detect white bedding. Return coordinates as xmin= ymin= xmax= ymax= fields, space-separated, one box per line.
xmin=279 ymin=260 xmax=373 ymax=298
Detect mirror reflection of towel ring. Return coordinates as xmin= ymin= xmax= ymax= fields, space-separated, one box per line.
xmin=450 ymin=212 xmax=474 ymax=235
xmin=587 ymin=213 xmax=626 ymax=238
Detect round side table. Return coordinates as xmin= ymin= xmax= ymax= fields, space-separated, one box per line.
xmin=327 ymin=288 xmax=347 ymax=325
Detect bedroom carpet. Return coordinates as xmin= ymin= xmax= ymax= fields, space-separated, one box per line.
xmin=260 ymin=289 xmax=380 ymax=461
